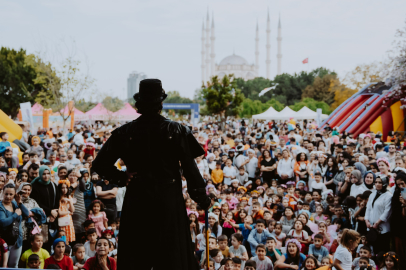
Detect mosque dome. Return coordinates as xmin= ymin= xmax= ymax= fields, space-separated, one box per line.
xmin=219 ymin=54 xmax=249 ymax=66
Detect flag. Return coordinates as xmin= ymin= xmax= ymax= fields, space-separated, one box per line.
xmin=302 ymin=58 xmax=308 ymax=64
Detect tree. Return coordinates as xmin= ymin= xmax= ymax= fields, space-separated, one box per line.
xmin=202 ymin=74 xmax=244 ymax=124
xmin=289 ymin=98 xmax=332 ymax=114
xmin=302 ymin=74 xmax=336 ymax=105
xmin=239 ymin=98 xmax=284 ymax=118
xmin=343 ymin=62 xmax=386 ymax=90
xmin=330 ymin=81 xmax=357 ymax=110
xmin=235 ymin=77 xmax=273 ymax=101
xmin=75 ymin=98 xmax=97 ymax=112
xmin=35 ymin=56 xmax=94 ymax=132
xmin=383 ymin=18 xmax=406 ymax=109
xmin=0 ymin=48 xmax=53 ymax=118
xmin=102 ymin=96 xmax=124 ymax=112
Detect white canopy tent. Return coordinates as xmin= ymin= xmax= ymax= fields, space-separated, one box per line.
xmin=252 ymin=106 xmax=279 ymax=119
xmin=252 ymin=105 xmax=329 ymax=120
xmin=294 ymin=106 xmax=329 ymax=120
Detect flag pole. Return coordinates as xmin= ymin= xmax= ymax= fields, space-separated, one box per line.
xmin=205 ymin=209 xmax=210 ymax=268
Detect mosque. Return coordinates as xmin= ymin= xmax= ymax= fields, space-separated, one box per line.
xmin=201 ymin=10 xmax=282 ymax=83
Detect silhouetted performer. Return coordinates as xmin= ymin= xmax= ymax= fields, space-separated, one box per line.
xmin=92 ymin=79 xmax=211 ymax=269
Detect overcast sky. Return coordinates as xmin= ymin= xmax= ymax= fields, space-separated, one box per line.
xmin=1 ymin=0 xmax=405 ymax=100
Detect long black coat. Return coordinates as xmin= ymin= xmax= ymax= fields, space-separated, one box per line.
xmin=92 ymin=114 xmax=210 ymax=270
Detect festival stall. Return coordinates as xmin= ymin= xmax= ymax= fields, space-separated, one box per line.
xmin=112 ymin=103 xmax=141 ymax=121
xmin=251 ymin=106 xmax=279 ymax=120
xmin=85 ymin=103 xmax=114 ymax=121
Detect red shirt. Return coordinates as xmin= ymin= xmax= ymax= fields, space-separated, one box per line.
xmin=44 ymin=255 xmax=74 ymax=270
xmin=0 ymin=239 xmax=8 ymax=266
xmin=83 ymin=256 xmax=117 ymax=270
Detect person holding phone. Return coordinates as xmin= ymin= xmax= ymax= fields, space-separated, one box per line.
xmin=0 ymin=184 xmax=30 ymax=267
xmin=17 ymin=182 xmax=40 ymax=251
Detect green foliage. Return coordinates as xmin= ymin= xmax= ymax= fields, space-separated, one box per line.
xmin=0 ymin=47 xmax=54 ymax=117
xmin=75 ymin=98 xmax=97 ymax=112
xmin=289 ymin=98 xmax=332 ymax=114
xmin=239 ymin=98 xmax=284 ymax=118
xmin=163 ymin=91 xmax=194 ymax=115
xmin=102 ymin=96 xmax=124 ymax=112
xmin=302 ymin=74 xmax=336 ymax=105
xmin=202 ymin=74 xmax=244 ymax=120
xmin=164 ymin=91 xmax=194 ymax=104
xmin=193 ymin=88 xmax=205 ymax=105
xmin=234 ymin=67 xmax=336 ymax=106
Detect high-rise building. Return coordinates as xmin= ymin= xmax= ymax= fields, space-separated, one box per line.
xmin=127 ymin=71 xmax=147 ymax=101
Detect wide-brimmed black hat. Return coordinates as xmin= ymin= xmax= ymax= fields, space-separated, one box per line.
xmin=133 ymin=79 xmax=167 ymax=103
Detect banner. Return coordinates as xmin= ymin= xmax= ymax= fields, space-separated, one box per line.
xmin=20 ymin=102 xmax=34 ymax=131
xmin=316 ymin=108 xmax=322 ymax=127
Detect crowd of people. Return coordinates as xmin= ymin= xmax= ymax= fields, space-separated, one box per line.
xmin=0 ymin=117 xmax=406 ymax=270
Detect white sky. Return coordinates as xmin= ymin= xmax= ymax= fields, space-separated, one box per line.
xmin=1 ymin=0 xmax=405 ymax=100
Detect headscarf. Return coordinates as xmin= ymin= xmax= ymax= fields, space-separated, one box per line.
xmin=363 ymin=171 xmax=376 ymax=189
xmin=354 ymin=162 xmax=367 ymax=177
xmin=16 ymin=182 xmax=31 ymax=194
xmin=31 ymin=136 xmax=40 ymax=144
xmin=372 ymin=175 xmax=389 ymax=207
xmin=31 ymin=165 xmax=51 ymax=186
xmin=351 ymin=170 xmax=363 ymax=185
xmin=58 ymin=180 xmax=70 ymax=188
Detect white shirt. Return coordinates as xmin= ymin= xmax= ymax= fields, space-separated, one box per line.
xmin=116 ymin=187 xmax=126 ymax=212
xmin=72 ymin=132 xmax=85 ymax=146
xmin=277 ymin=158 xmax=294 ymax=178
xmin=311 ymin=181 xmax=327 ymax=192
xmin=333 ymin=245 xmax=352 ymax=270
xmin=247 ymin=157 xmax=259 ymax=178
xmin=350 ymin=184 xmax=368 ymax=197
xmin=365 ymin=190 xmax=393 ymax=234
xmin=223 ymin=166 xmax=237 ymax=186
xmin=235 ymin=154 xmax=248 ymax=170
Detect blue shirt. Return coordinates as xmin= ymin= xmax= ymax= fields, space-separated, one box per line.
xmin=308 ymin=244 xmax=329 ymax=261
xmin=284 ymin=253 xmax=306 ymax=269
xmin=238 ymin=224 xmax=254 ymax=240
xmin=0 ymin=141 xmax=11 ymax=155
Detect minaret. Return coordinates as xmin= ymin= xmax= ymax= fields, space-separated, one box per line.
xmin=255 ymin=21 xmax=259 ymax=74
xmin=205 ymin=10 xmax=211 ymax=81
xmin=201 ymin=20 xmax=206 ymax=83
xmin=277 ymin=14 xmax=282 ymax=75
xmin=266 ymin=9 xmax=271 ymax=79
xmin=210 ymin=14 xmax=215 ymax=78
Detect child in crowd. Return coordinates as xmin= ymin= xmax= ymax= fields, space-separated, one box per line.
xmin=247 ymin=220 xmax=274 ymax=256
xmin=209 ymin=249 xmax=223 ymax=270
xmin=27 ymin=254 xmax=41 ymax=269
xmin=301 ymin=256 xmax=319 ymax=270
xmin=20 ymin=234 xmax=50 ymax=269
xmin=58 ymin=180 xmax=75 ymax=244
xmin=272 ymin=223 xmax=286 ymax=249
xmin=265 ymin=236 xmax=281 ymax=265
xmin=84 ymin=228 xmax=98 ymax=258
xmin=251 ymin=244 xmax=273 ymax=270
xmin=44 ymin=239 xmax=74 ymax=270
xmin=83 ymin=237 xmax=116 ymax=270
xmin=218 ymin=235 xmax=230 ymax=258
xmin=381 ymin=251 xmax=399 ymax=270
xmin=71 ymin=244 xmax=89 ymax=270
xmin=308 ymin=234 xmax=329 ymax=263
xmin=87 ymin=200 xmax=108 ymax=237
xmin=352 ymin=245 xmax=376 ymax=270
xmin=229 ymin=233 xmax=248 ymax=267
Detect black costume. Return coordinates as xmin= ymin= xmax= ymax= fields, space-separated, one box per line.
xmin=92 ymin=79 xmax=210 ymax=270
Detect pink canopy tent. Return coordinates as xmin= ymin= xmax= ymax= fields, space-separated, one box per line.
xmin=59 ymin=105 xmax=89 ymax=121
xmin=85 ymin=103 xmax=114 ymax=120
xmin=31 ymin=103 xmax=44 ymax=116
xmin=113 ymin=103 xmax=141 ymax=121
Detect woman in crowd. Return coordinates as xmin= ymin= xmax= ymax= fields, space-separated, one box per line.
xmin=68 ymin=169 xmax=87 ymax=241
xmin=0 ymin=184 xmax=30 ymax=267
xmin=260 ymin=149 xmax=277 ymax=185
xmin=365 ymin=176 xmax=392 ymax=254
xmin=30 ymin=165 xmax=59 ymax=251
xmin=278 ymin=149 xmax=294 ymax=184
